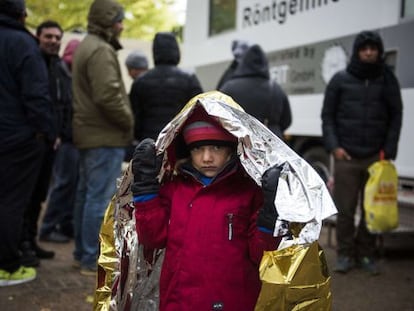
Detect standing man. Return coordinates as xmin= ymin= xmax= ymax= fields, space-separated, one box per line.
xmin=219 ymin=44 xmax=292 ymax=138
xmin=0 ymin=0 xmax=55 ymax=286
xmin=216 ymin=39 xmax=250 ymax=89
xmin=321 ymin=31 xmax=403 ymax=275
xmin=130 ymin=32 xmax=203 ymax=143
xmin=125 ymin=50 xmax=149 ymax=80
xmin=39 ymin=37 xmax=80 ymax=243
xmin=20 ymin=21 xmax=74 ymax=268
xmin=124 ymin=50 xmax=149 ymax=161
xmin=72 ymin=0 xmax=134 ymax=276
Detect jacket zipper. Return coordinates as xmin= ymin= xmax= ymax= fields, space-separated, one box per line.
xmin=227 ymin=213 xmax=233 ymax=240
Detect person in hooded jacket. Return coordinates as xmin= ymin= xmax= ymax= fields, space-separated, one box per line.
xmin=219 ymin=44 xmax=292 ymax=138
xmin=0 ymin=0 xmax=55 ymax=286
xmin=321 ymin=31 xmax=403 ymax=275
xmin=131 ymin=102 xmax=282 ymax=311
xmin=71 ymin=0 xmax=134 ymax=276
xmin=129 ymin=32 xmax=203 ymax=143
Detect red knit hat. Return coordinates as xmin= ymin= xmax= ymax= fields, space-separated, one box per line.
xmin=183 ymin=120 xmax=237 ymax=147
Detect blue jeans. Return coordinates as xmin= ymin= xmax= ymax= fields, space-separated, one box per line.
xmin=73 ymin=147 xmax=125 ymax=268
xmin=40 ymin=142 xmax=79 ymax=237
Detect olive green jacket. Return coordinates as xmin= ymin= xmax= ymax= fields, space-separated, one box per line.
xmin=72 ymin=0 xmax=133 ymax=149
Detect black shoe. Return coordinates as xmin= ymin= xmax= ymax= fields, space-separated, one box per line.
xmin=39 ymin=231 xmax=70 ymax=243
xmin=19 ymin=241 xmax=40 ymax=267
xmin=32 ymin=242 xmax=55 ymax=259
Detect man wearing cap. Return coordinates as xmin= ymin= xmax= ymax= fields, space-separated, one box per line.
xmin=125 ymin=50 xmax=149 ymax=80
xmin=72 ymin=0 xmax=134 ymax=276
xmin=321 ymin=31 xmax=403 ymax=275
xmin=123 ymin=50 xmax=149 ymax=161
xmin=0 ymin=0 xmax=55 ymax=286
xmin=131 ymin=106 xmax=281 ymax=310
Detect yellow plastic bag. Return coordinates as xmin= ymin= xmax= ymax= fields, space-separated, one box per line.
xmin=364 ymin=160 xmax=399 ymax=233
xmin=254 ymin=242 xmax=332 ymax=311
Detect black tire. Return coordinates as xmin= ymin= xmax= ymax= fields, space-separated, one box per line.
xmin=302 ymin=146 xmax=331 ymax=183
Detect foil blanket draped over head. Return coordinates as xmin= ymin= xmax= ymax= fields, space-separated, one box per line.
xmin=94 ymin=91 xmax=337 ymax=310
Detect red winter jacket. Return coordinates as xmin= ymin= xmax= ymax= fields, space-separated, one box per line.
xmin=134 ymin=160 xmax=280 ymax=311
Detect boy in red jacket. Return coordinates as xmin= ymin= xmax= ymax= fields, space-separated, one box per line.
xmin=132 ymin=107 xmax=281 ymax=311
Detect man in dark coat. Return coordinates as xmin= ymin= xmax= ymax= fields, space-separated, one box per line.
xmin=129 ymin=32 xmax=203 ymax=142
xmin=39 ymin=37 xmax=80 ymax=244
xmin=0 ymin=0 xmax=55 ymax=286
xmin=321 ymin=31 xmax=403 ymax=275
xmin=219 ymin=44 xmax=292 ymax=138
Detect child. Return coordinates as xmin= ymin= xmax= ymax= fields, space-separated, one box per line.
xmin=131 ymin=106 xmax=281 ymax=311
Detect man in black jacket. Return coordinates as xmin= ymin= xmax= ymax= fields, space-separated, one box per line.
xmin=129 ymin=32 xmax=203 ymax=142
xmin=321 ymin=31 xmax=403 ymax=275
xmin=0 ymin=0 xmax=55 ymax=286
xmin=219 ymin=44 xmax=292 ymax=139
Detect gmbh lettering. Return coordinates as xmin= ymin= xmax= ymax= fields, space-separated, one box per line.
xmin=242 ymin=0 xmax=340 ymax=27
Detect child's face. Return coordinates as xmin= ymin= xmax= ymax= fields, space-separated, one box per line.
xmin=190 ymin=145 xmax=233 ymax=177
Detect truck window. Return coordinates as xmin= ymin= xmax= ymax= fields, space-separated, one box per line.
xmin=401 ymin=0 xmax=414 ymax=18
xmin=384 ymin=50 xmax=398 ymax=73
xmin=209 ymin=0 xmax=236 ymax=36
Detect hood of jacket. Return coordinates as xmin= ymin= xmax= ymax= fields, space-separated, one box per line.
xmin=87 ymin=0 xmax=124 ymax=48
xmin=351 ymin=31 xmax=384 ymax=59
xmin=347 ymin=30 xmax=384 ymax=79
xmin=0 ymin=13 xmax=36 ymax=42
xmin=232 ymin=44 xmax=269 ymax=79
xmin=153 ymin=32 xmax=180 ymax=66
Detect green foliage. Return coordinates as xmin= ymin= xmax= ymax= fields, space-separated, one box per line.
xmin=25 ymin=0 xmax=180 ymax=40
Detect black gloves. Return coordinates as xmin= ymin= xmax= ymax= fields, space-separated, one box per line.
xmin=131 ymin=138 xmax=163 ymax=196
xmin=257 ymin=165 xmax=282 ymax=232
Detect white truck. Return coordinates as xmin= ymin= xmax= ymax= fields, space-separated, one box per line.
xmin=181 ymin=0 xmax=414 ymax=233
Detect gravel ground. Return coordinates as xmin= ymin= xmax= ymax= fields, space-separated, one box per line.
xmin=1 ymin=227 xmax=413 ymax=311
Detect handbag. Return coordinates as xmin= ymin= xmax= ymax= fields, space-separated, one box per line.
xmin=364 ymin=159 xmax=399 ymax=233
xmin=254 ymin=241 xmax=332 ymax=311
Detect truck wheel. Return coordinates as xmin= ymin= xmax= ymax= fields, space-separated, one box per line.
xmin=302 ymin=146 xmax=331 ymax=183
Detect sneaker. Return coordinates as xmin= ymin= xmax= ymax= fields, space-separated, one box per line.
xmin=359 ymin=257 xmax=380 ymax=276
xmin=334 ymin=256 xmax=355 ymax=273
xmin=0 ymin=266 xmax=36 ymax=287
xmin=80 ymin=266 xmax=97 ymax=277
xmin=39 ymin=231 xmax=70 ymax=243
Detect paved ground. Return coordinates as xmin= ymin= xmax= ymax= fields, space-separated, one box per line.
xmin=1 ymin=226 xmax=413 ymax=311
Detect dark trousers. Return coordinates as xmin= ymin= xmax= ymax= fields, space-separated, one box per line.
xmin=21 ymin=146 xmax=55 ymax=243
xmin=334 ymin=154 xmax=378 ymax=259
xmin=0 ymin=139 xmax=45 ymax=272
xmin=40 ymin=142 xmax=79 ymax=237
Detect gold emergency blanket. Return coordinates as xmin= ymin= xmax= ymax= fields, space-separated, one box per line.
xmin=255 ymin=242 xmax=332 ymax=311
xmin=94 ymin=165 xmax=163 ymax=311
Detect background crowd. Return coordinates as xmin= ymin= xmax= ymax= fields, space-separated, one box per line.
xmin=0 ymin=0 xmax=402 ymax=296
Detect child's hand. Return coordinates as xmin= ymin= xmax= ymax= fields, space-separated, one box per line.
xmin=131 ymin=138 xmax=162 ymax=196
xmin=257 ymin=165 xmax=281 ymax=233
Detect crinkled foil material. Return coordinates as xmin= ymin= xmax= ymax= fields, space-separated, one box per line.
xmin=156 ymin=91 xmax=337 ymax=244
xmin=254 ymin=242 xmax=332 ymax=310
xmin=94 ymin=165 xmax=163 ymax=311
xmin=95 ymin=91 xmax=336 ymax=310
